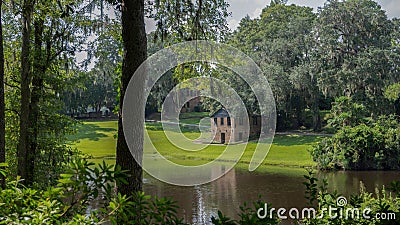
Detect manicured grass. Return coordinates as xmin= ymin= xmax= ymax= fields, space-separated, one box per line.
xmin=179 ymin=112 xmax=210 ymax=124
xmin=148 ymin=130 xmax=318 ymax=167
xmin=67 ymin=120 xmax=118 ymax=159
xmin=67 ymin=120 xmax=322 ymax=170
xmin=151 ymin=111 xmax=212 ymax=139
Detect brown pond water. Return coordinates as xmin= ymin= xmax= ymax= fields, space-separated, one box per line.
xmin=143 ymin=167 xmax=400 ymax=225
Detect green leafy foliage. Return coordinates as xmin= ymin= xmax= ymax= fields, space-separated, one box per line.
xmin=315 ymin=0 xmax=398 ymax=115
xmin=0 ymin=159 xmax=187 ymax=225
xmin=389 ymin=181 xmax=400 ymax=194
xmin=311 ymin=97 xmax=400 ymax=170
xmin=108 ymin=192 xmax=187 ymax=225
xmin=302 ymin=171 xmax=400 ymax=225
xmin=311 ymin=114 xmax=400 ymax=170
xmin=211 ymin=198 xmax=280 ymax=225
xmin=385 ymin=83 xmax=400 ymax=102
xmin=327 ymin=96 xmax=368 ymax=129
xmin=303 ymin=169 xmax=319 ymax=205
xmin=228 ymin=2 xmax=319 ymax=131
xmin=0 ymin=163 xmax=6 ymax=179
xmin=148 ymin=0 xmax=231 ymax=43
xmin=1 ymin=0 xmax=112 ymax=186
xmin=227 ymin=0 xmax=400 ymax=130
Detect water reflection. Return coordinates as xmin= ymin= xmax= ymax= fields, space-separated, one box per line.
xmin=144 ymin=168 xmax=400 ymax=225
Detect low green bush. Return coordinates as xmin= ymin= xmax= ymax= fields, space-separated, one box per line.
xmin=302 ymin=170 xmax=400 ymax=225
xmin=211 ymin=199 xmax=280 ymax=225
xmin=0 ymin=159 xmax=186 ymax=225
xmin=310 ymin=115 xmax=400 ymax=170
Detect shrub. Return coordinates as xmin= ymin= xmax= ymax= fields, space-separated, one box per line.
xmin=0 ymin=159 xmax=186 ymax=225
xmin=211 ymin=198 xmax=280 ymax=225
xmin=326 ymin=96 xmax=368 ymax=129
xmin=310 ymin=115 xmax=400 ymax=170
xmin=302 ymin=171 xmax=400 ymax=225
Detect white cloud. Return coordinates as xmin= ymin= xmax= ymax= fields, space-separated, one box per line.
xmin=228 ymin=18 xmax=239 ymax=31
xmin=224 ymin=1 xmax=266 ymax=30
xmin=250 ymin=7 xmax=263 ymax=18
xmin=380 ymin=0 xmax=400 ymax=18
xmin=287 ymin=0 xmax=325 ymax=10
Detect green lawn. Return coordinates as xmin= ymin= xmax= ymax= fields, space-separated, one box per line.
xmin=67 ymin=120 xmax=118 ymax=159
xmin=146 ymin=128 xmax=319 ymax=168
xmin=179 ymin=112 xmax=210 ymax=124
xmin=67 ymin=120 xmax=321 ymax=172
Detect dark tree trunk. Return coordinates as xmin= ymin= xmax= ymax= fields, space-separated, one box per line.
xmin=311 ymin=92 xmax=321 ymax=131
xmin=395 ymin=99 xmax=400 ymax=116
xmin=27 ymin=18 xmax=45 ymax=183
xmin=312 ymin=109 xmax=321 ymax=131
xmin=0 ymin=1 xmax=6 ymax=189
xmin=116 ymin=0 xmax=147 ymax=195
xmin=17 ymin=0 xmax=34 ymax=185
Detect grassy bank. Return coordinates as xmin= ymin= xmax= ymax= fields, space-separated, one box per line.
xmin=67 ymin=120 xmax=321 ymax=172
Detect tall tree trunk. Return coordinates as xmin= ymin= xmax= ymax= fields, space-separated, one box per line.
xmin=311 ymin=92 xmax=321 ymax=131
xmin=17 ymin=0 xmax=34 ymax=185
xmin=116 ymin=0 xmax=147 ymax=195
xmin=27 ymin=18 xmax=45 ymax=183
xmin=312 ymin=108 xmax=321 ymax=131
xmin=0 ymin=1 xmax=6 ymax=189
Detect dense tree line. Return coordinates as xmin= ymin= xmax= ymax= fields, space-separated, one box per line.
xmin=2 ymin=0 xmax=92 ymax=186
xmin=227 ymin=0 xmax=400 ymax=131
xmin=145 ymin=0 xmax=400 ymax=132
xmin=0 ymin=0 xmax=123 ymax=187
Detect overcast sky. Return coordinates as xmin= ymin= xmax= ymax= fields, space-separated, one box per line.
xmin=145 ymin=0 xmax=400 ymax=32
